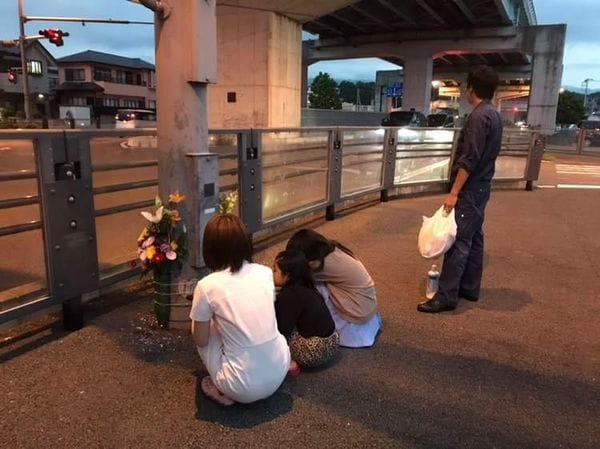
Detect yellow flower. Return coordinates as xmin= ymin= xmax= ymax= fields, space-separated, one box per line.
xmin=146 ymin=245 xmax=156 ymax=259
xmin=169 ymin=191 xmax=185 ymax=204
xmin=170 ymin=241 xmax=178 ymax=251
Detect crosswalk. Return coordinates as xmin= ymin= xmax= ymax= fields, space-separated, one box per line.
xmin=538 ymin=162 xmax=600 ymax=189
xmin=555 ymin=164 xmax=600 ymax=176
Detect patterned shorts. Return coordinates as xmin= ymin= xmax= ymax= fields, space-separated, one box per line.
xmin=290 ymin=330 xmax=340 ymax=368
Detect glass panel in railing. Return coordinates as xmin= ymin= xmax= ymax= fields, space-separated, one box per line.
xmin=261 ymin=130 xmax=329 ymax=221
xmin=0 ymin=230 xmax=48 ymax=312
xmin=496 ymin=130 xmax=531 ymax=179
xmin=90 ymin=134 xmax=158 ymax=274
xmin=582 ymin=128 xmax=600 ymax=153
xmin=545 ymin=128 xmax=578 ymax=153
xmin=341 ymin=129 xmax=385 ymax=196
xmin=394 ymin=128 xmax=454 ymax=184
xmin=0 ymin=138 xmax=47 ymax=308
xmin=209 ymin=133 xmax=240 ymax=215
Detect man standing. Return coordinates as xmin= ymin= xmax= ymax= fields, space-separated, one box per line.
xmin=418 ymin=66 xmax=502 ymax=313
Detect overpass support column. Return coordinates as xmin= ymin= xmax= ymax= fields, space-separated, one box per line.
xmin=402 ymin=55 xmax=433 ymax=113
xmin=301 ymin=44 xmax=310 ymax=109
xmin=457 ymin=74 xmax=470 ymax=123
xmin=525 ymin=25 xmax=566 ymax=134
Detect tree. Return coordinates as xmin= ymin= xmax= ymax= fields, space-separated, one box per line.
xmin=556 ymin=90 xmax=586 ymax=125
xmin=338 ymin=80 xmax=356 ymax=103
xmin=309 ymin=72 xmax=342 ymax=109
xmin=337 ymin=80 xmax=376 ymax=105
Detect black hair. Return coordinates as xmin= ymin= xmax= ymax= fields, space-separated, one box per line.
xmin=286 ymin=228 xmax=354 ymax=271
xmin=275 ymin=249 xmax=314 ymax=289
xmin=467 ymin=65 xmax=500 ymax=100
xmin=202 ymin=213 xmax=252 ymax=273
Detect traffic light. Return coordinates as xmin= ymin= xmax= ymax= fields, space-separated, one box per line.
xmin=39 ymin=29 xmax=69 ymax=47
xmin=7 ymin=69 xmax=17 ymax=84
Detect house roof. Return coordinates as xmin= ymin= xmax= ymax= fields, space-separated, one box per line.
xmin=57 ymin=50 xmax=154 ymax=70
xmin=0 ymin=41 xmax=58 ymax=67
xmin=54 ymin=81 xmax=105 ymax=92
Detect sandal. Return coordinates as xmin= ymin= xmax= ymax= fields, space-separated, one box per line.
xmin=201 ymin=376 xmax=235 ymax=406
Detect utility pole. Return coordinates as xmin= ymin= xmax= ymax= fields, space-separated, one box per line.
xmin=18 ymin=0 xmax=32 ymax=122
xmin=582 ymin=78 xmax=597 ymax=114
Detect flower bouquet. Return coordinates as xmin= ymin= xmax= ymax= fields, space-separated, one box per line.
xmin=137 ymin=191 xmax=188 ymax=326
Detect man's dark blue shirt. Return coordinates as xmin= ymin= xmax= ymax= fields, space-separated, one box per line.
xmin=450 ymin=100 xmax=503 ymax=189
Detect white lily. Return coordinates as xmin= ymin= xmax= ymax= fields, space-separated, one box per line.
xmin=141 ymin=206 xmax=164 ymax=223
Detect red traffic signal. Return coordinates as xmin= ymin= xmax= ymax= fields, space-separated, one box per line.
xmin=7 ymin=69 xmax=17 ymax=84
xmin=39 ymin=29 xmax=69 ymax=47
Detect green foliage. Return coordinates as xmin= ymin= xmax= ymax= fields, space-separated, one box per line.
xmin=556 ymin=90 xmax=586 ymax=124
xmin=309 ymin=72 xmax=342 ymax=109
xmin=338 ymin=80 xmax=375 ymax=105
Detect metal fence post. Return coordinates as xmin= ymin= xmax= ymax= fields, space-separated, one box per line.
xmin=326 ymin=129 xmax=342 ymax=221
xmin=238 ymin=131 xmax=262 ymax=234
xmin=524 ymin=132 xmax=545 ymax=191
xmin=380 ymin=128 xmax=396 ymax=202
xmin=36 ymin=133 xmax=99 ymax=331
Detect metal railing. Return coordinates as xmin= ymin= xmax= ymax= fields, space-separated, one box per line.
xmin=0 ymin=126 xmax=543 ymax=325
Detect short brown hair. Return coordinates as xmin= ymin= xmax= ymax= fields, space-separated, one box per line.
xmin=202 ymin=214 xmax=252 ymax=273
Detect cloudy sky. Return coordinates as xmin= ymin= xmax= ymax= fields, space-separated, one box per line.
xmin=1 ymin=0 xmax=598 ymax=90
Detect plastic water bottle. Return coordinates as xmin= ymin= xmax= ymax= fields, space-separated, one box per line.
xmin=425 ymin=264 xmax=440 ymax=299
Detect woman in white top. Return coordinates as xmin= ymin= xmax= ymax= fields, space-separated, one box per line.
xmin=190 ymin=214 xmax=290 ymax=406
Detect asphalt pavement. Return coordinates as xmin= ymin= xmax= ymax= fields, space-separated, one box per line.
xmin=1 ymin=153 xmax=599 ymax=449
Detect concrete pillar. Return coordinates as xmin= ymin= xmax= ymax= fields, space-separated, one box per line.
xmin=524 ymin=25 xmax=566 ymax=134
xmin=301 ymin=61 xmax=309 ymax=108
xmin=456 ymin=74 xmax=471 ymax=119
xmin=401 ymin=55 xmax=432 ymax=113
xmin=209 ymin=7 xmax=301 ymax=128
xmin=301 ymin=43 xmax=310 ymax=109
xmin=155 ymin=0 xmax=217 ymax=267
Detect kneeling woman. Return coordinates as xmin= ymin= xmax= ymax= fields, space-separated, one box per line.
xmin=286 ymin=229 xmax=381 ymax=348
xmin=273 ymin=249 xmax=339 ymax=372
xmin=190 ymin=214 xmax=290 ymax=406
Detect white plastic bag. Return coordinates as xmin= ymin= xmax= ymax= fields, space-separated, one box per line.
xmin=418 ymin=206 xmax=457 ymax=259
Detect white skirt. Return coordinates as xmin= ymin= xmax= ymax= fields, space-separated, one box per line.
xmin=197 ymin=322 xmax=290 ymax=403
xmin=316 ymin=283 xmax=382 ymax=348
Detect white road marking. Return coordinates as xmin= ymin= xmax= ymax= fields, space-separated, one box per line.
xmin=556 ymin=184 xmax=600 ymax=189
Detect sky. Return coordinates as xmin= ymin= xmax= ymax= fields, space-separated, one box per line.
xmin=0 ymin=0 xmax=598 ymax=91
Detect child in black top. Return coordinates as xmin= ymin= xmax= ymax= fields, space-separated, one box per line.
xmin=273 ymin=250 xmax=339 ymax=372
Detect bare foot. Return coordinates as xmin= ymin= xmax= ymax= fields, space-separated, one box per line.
xmin=201 ymin=376 xmax=235 ymax=406
xmin=288 ymin=359 xmax=301 ymax=377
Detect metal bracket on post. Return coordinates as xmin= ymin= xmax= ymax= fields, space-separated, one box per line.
xmin=238 ymin=132 xmax=262 ymax=234
xmin=381 ymin=129 xmax=397 ymax=202
xmin=186 ymin=152 xmax=219 ymax=269
xmin=525 ymin=132 xmax=545 ymax=191
xmin=36 ymin=134 xmax=99 ymax=331
xmin=326 ymin=129 xmax=343 ymax=221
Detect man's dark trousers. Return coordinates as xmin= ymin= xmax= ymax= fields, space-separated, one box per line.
xmin=434 ymin=184 xmax=491 ymax=307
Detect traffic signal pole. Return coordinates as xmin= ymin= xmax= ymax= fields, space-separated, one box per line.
xmin=18 ymin=0 xmax=32 ymax=122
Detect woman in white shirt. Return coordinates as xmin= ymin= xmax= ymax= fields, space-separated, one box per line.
xmin=190 ymin=214 xmax=290 ymax=406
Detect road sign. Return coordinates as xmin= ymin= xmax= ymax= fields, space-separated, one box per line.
xmin=386 ymin=82 xmax=403 ymax=98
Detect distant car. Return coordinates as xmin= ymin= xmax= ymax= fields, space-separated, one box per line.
xmin=381 ymin=110 xmax=428 ymax=127
xmin=115 ymin=108 xmax=157 ymax=129
xmin=427 ymin=113 xmax=454 ymax=128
